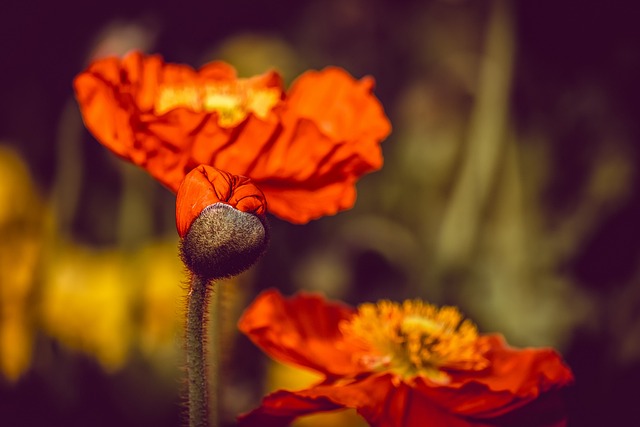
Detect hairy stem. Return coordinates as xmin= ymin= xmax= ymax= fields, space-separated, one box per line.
xmin=208 ymin=282 xmax=221 ymax=427
xmin=186 ymin=274 xmax=210 ymax=427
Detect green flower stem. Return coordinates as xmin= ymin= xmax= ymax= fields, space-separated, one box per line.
xmin=186 ymin=274 xmax=219 ymax=427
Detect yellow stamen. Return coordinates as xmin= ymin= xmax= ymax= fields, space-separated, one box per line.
xmin=340 ymin=299 xmax=489 ymax=383
xmin=155 ymin=79 xmax=280 ymax=127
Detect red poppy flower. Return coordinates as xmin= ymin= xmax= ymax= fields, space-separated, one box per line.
xmin=237 ymin=290 xmax=574 ymax=427
xmin=73 ymin=51 xmax=391 ymax=224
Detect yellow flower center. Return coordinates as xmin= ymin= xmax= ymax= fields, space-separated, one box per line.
xmin=340 ymin=300 xmax=489 ymax=383
xmin=155 ymin=79 xmax=281 ymax=127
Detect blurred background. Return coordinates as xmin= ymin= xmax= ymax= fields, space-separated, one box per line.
xmin=1 ymin=0 xmax=639 ymax=425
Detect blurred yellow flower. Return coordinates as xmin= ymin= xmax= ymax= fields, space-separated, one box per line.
xmin=265 ymin=361 xmax=368 ymax=427
xmin=0 ymin=145 xmax=45 ymax=381
xmin=135 ymin=239 xmax=187 ymax=371
xmin=40 ymin=244 xmax=133 ymax=371
xmin=39 ymin=238 xmax=190 ymax=375
xmin=0 ymin=144 xmax=236 ymax=380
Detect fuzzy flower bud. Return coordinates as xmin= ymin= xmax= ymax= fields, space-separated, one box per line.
xmin=176 ymin=165 xmax=269 ymax=280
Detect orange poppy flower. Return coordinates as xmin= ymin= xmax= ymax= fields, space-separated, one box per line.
xmin=73 ymin=51 xmax=391 ymax=223
xmin=237 ymin=290 xmax=574 ymax=427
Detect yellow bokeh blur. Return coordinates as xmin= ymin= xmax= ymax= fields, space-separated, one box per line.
xmin=265 ymin=360 xmax=368 ymax=427
xmin=39 ymin=238 xmax=188 ymax=374
xmin=135 ymin=239 xmax=187 ymax=373
xmin=40 ymin=243 xmax=133 ymax=371
xmin=0 ymin=144 xmax=191 ymax=381
xmin=0 ymin=146 xmax=45 ymax=381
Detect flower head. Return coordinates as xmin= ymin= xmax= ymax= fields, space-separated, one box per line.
xmin=177 ymin=166 xmax=269 ymax=280
xmin=238 ymin=290 xmax=574 ymax=427
xmin=74 ymin=51 xmax=391 ymax=223
xmin=341 ymin=300 xmax=490 ymax=383
xmin=0 ymin=147 xmax=45 ymax=381
xmin=175 ymin=165 xmax=266 ymax=238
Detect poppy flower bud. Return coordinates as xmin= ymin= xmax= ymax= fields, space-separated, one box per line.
xmin=177 ymin=165 xmax=269 ymax=280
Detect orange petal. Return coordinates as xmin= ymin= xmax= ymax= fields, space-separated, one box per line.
xmin=259 ymin=177 xmax=356 ymax=224
xmin=238 ymin=389 xmax=345 ymax=427
xmin=240 ymin=118 xmax=362 ymax=223
xmin=238 ymin=289 xmax=364 ymax=377
xmin=240 ymin=372 xmax=568 ymax=427
xmin=74 ymin=51 xmax=194 ymax=191
xmin=417 ymin=334 xmax=574 ymax=419
xmin=239 ymin=374 xmax=480 ymax=427
xmin=285 ymin=67 xmax=391 ymax=171
xmin=73 ymin=55 xmax=139 ymax=160
xmin=239 ymin=67 xmax=391 ymax=223
xmin=238 ymin=376 xmax=392 ymax=427
xmin=190 ymin=113 xmax=281 ymax=175
xmin=474 ymin=335 xmax=574 ymax=396
xmin=287 ymin=67 xmax=391 ymax=157
xmin=175 ymin=165 xmax=266 ymax=238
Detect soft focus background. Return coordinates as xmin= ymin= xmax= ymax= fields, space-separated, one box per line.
xmin=1 ymin=0 xmax=639 ymax=426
